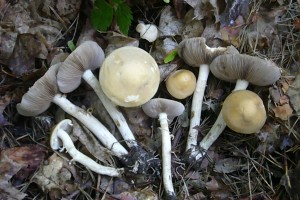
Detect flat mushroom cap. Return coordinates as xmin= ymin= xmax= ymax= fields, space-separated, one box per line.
xmin=57 ymin=41 xmax=105 ymax=93
xmin=210 ymin=53 xmax=281 ymax=86
xmin=166 ymin=69 xmax=196 ymax=99
xmin=142 ymin=98 xmax=185 ymax=121
xmin=17 ymin=63 xmax=60 ymax=116
xmin=222 ymin=90 xmax=267 ymax=134
xmin=50 ymin=119 xmax=73 ymax=150
xmin=99 ymin=46 xmax=160 ymax=107
xmin=177 ymin=37 xmax=229 ymax=67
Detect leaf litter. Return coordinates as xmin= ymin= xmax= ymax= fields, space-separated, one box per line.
xmin=0 ymin=0 xmax=299 ymax=199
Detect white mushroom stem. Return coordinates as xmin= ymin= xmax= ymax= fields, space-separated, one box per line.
xmin=52 ymin=94 xmax=128 ymax=157
xmin=186 ymin=64 xmax=210 ymax=152
xmin=53 ymin=128 xmax=124 ymax=177
xmin=158 ymin=112 xmax=176 ymax=198
xmin=193 ymin=79 xmax=249 ymax=160
xmin=82 ymin=70 xmax=137 ymax=148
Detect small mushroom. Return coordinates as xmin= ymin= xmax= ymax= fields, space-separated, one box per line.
xmin=57 ymin=41 xmax=138 ymax=149
xmin=177 ymin=37 xmax=230 ymax=156
xmin=17 ymin=63 xmax=128 ymax=158
xmin=142 ymin=98 xmax=185 ymax=199
xmin=50 ymin=119 xmax=124 ymax=177
xmin=136 ymin=22 xmax=159 ymax=42
xmin=222 ymin=90 xmax=267 ymax=134
xmin=99 ymin=46 xmax=160 ymax=107
xmin=193 ymin=52 xmax=281 ymax=161
xmin=166 ymin=69 xmax=196 ymax=99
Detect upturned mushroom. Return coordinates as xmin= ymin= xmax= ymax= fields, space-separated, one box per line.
xmin=99 ymin=46 xmax=160 ymax=107
xmin=136 ymin=22 xmax=159 ymax=42
xmin=177 ymin=37 xmax=231 ymax=157
xmin=166 ymin=69 xmax=197 ymax=99
xmin=222 ymin=90 xmax=267 ymax=134
xmin=142 ymin=98 xmax=185 ymax=199
xmin=192 ymin=51 xmax=281 ymax=161
xmin=57 ymin=41 xmax=139 ymax=150
xmin=17 ymin=63 xmax=128 ymax=158
xmin=51 ymin=119 xmax=124 ymax=177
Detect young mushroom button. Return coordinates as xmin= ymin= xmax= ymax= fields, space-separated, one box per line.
xmin=99 ymin=46 xmax=160 ymax=107
xmin=51 ymin=119 xmax=124 ymax=177
xmin=222 ymin=90 xmax=267 ymax=134
xmin=142 ymin=98 xmax=185 ymax=199
xmin=136 ymin=22 xmax=159 ymax=43
xmin=166 ymin=69 xmax=197 ymax=99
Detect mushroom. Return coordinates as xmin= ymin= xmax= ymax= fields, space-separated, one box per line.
xmin=57 ymin=41 xmax=138 ymax=149
xmin=99 ymin=46 xmax=160 ymax=107
xmin=166 ymin=69 xmax=196 ymax=99
xmin=177 ymin=37 xmax=230 ymax=156
xmin=136 ymin=22 xmax=159 ymax=42
xmin=222 ymin=90 xmax=267 ymax=134
xmin=17 ymin=63 xmax=128 ymax=158
xmin=51 ymin=119 xmax=124 ymax=177
xmin=142 ymin=98 xmax=185 ymax=199
xmin=192 ymin=51 xmax=281 ymax=161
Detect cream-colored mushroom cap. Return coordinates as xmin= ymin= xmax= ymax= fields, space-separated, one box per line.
xmin=99 ymin=46 xmax=160 ymax=107
xmin=166 ymin=69 xmax=196 ymax=99
xmin=222 ymin=90 xmax=267 ymax=134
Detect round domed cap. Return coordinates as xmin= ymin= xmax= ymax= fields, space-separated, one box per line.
xmin=222 ymin=90 xmax=267 ymax=134
xmin=166 ymin=69 xmax=196 ymax=99
xmin=99 ymin=46 xmax=160 ymax=107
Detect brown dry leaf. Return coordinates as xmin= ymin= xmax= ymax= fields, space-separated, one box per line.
xmin=112 ymin=188 xmax=158 ymax=200
xmin=32 ymin=154 xmax=79 ymax=197
xmin=0 ymin=93 xmax=11 ymax=126
xmin=272 ymin=103 xmax=294 ymax=120
xmin=214 ymin=158 xmax=242 ymax=173
xmin=8 ymin=33 xmax=47 ymax=78
xmin=0 ymin=145 xmax=46 ymax=200
xmin=287 ymin=74 xmax=300 ymax=113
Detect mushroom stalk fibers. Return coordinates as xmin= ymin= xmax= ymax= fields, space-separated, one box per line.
xmin=186 ymin=64 xmax=210 ymax=152
xmin=82 ymin=70 xmax=138 ymax=148
xmin=159 ymin=112 xmax=176 ymax=199
xmin=54 ymin=128 xmax=124 ymax=177
xmin=52 ymin=93 xmax=128 ymax=157
xmin=193 ymin=79 xmax=249 ymax=160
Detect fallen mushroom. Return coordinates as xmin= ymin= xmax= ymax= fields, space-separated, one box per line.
xmin=177 ymin=37 xmax=231 ymax=157
xmin=99 ymin=46 xmax=160 ymax=107
xmin=57 ymin=41 xmax=138 ymax=149
xmin=51 ymin=119 xmax=124 ymax=177
xmin=136 ymin=21 xmax=159 ymax=42
xmin=166 ymin=69 xmax=197 ymax=99
xmin=142 ymin=98 xmax=185 ymax=199
xmin=222 ymin=90 xmax=267 ymax=134
xmin=192 ymin=50 xmax=281 ymax=161
xmin=17 ymin=63 xmax=128 ymax=158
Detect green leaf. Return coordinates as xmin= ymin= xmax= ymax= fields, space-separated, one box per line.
xmin=67 ymin=40 xmax=76 ymax=51
xmin=163 ymin=0 xmax=170 ymax=3
xmin=164 ymin=50 xmax=178 ymax=63
xmin=115 ymin=2 xmax=133 ymax=35
xmin=91 ymin=0 xmax=113 ymax=32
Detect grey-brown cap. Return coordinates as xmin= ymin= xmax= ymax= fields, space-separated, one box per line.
xmin=177 ymin=37 xmax=230 ymax=67
xmin=57 ymin=41 xmax=105 ymax=93
xmin=210 ymin=53 xmax=281 ymax=86
xmin=17 ymin=63 xmax=59 ymax=116
xmin=142 ymin=98 xmax=185 ymax=121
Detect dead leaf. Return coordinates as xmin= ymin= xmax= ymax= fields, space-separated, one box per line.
xmin=0 ymin=145 xmax=46 ymax=200
xmin=287 ymin=74 xmax=300 ymax=113
xmin=214 ymin=158 xmax=242 ymax=173
xmin=105 ymin=31 xmax=139 ymax=55
xmin=158 ymin=6 xmax=184 ymax=37
xmin=272 ymin=104 xmax=294 ymax=120
xmin=0 ymin=93 xmax=11 ymax=126
xmin=181 ymin=9 xmax=204 ymax=39
xmin=112 ymin=188 xmax=158 ymax=200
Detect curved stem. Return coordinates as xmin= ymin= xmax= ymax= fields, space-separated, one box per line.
xmin=194 ymin=79 xmax=249 ymax=160
xmin=83 ymin=70 xmax=137 ymax=148
xmin=186 ymin=64 xmax=210 ymax=152
xmin=52 ymin=94 xmax=128 ymax=158
xmin=54 ymin=128 xmax=124 ymax=177
xmin=159 ymin=113 xmax=176 ymax=199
